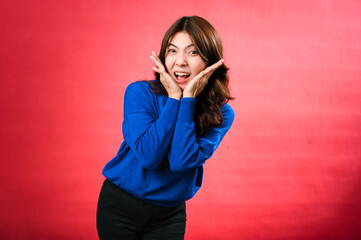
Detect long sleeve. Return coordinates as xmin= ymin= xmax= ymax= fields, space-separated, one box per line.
xmin=122 ymin=82 xmax=180 ymax=170
xmin=167 ymin=98 xmax=235 ymax=172
xmin=102 ymin=81 xmax=235 ymax=207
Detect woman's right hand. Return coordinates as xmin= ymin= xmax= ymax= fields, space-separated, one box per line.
xmin=151 ymin=51 xmax=182 ymax=100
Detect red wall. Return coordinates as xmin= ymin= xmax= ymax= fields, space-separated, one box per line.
xmin=1 ymin=0 xmax=361 ymax=239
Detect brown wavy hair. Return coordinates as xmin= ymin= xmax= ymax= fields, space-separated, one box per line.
xmin=149 ymin=16 xmax=233 ymax=137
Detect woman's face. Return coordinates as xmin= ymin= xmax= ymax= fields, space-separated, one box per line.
xmin=165 ymin=31 xmax=207 ymax=90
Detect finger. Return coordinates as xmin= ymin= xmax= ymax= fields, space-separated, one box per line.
xmin=150 ymin=57 xmax=165 ymax=71
xmin=195 ymin=59 xmax=224 ymax=79
xmin=150 ymin=54 xmax=162 ymax=67
xmin=151 ymin=51 xmax=161 ymax=60
xmin=193 ymin=59 xmax=224 ymax=84
xmin=152 ymin=67 xmax=161 ymax=73
xmin=151 ymin=51 xmax=164 ymax=65
xmin=153 ymin=65 xmax=173 ymax=83
xmin=150 ymin=52 xmax=165 ymax=71
xmin=204 ymin=59 xmax=224 ymax=74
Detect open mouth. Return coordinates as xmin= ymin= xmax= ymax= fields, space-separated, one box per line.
xmin=174 ymin=72 xmax=191 ymax=82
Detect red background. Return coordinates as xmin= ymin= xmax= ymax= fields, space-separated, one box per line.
xmin=1 ymin=0 xmax=361 ymax=239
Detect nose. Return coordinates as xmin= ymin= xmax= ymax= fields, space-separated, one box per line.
xmin=175 ymin=52 xmax=188 ymax=66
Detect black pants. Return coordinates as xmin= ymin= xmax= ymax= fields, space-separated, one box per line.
xmin=97 ymin=180 xmax=186 ymax=240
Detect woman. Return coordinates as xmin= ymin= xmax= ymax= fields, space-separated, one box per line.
xmin=97 ymin=16 xmax=235 ymax=240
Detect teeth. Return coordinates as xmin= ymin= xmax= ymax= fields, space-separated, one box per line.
xmin=175 ymin=72 xmax=190 ymax=76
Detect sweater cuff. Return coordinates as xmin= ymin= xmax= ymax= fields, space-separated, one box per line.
xmin=178 ymin=97 xmax=196 ymax=122
xmin=165 ymin=97 xmax=180 ymax=116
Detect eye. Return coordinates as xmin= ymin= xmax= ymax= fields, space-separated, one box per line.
xmin=168 ymin=49 xmax=176 ymax=53
xmin=189 ymin=50 xmax=198 ymax=55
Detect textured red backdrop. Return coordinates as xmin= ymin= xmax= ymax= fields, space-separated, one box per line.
xmin=1 ymin=0 xmax=361 ymax=239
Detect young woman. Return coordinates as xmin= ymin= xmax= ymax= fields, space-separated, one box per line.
xmin=97 ymin=16 xmax=235 ymax=240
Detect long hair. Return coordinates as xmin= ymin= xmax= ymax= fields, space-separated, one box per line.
xmin=149 ymin=16 xmax=233 ymax=136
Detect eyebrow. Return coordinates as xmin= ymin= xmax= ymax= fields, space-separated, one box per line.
xmin=168 ymin=43 xmax=194 ymax=49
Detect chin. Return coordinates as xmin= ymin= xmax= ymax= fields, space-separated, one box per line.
xmin=178 ymin=84 xmax=187 ymax=91
xmin=177 ymin=79 xmax=191 ymax=91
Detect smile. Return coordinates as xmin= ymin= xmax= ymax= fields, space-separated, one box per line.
xmin=175 ymin=72 xmax=190 ymax=77
xmin=174 ymin=72 xmax=191 ymax=83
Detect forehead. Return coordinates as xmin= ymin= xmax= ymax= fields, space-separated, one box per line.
xmin=169 ymin=31 xmax=194 ymax=47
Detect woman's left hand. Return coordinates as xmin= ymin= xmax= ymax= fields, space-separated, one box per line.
xmin=183 ymin=59 xmax=224 ymax=98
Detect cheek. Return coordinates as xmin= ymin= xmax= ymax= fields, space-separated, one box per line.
xmin=192 ymin=60 xmax=207 ymax=75
xmin=164 ymin=55 xmax=173 ymax=73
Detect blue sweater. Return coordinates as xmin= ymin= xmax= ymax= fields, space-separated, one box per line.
xmin=102 ymin=81 xmax=235 ymax=207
